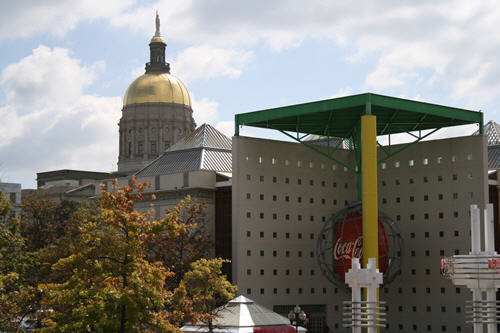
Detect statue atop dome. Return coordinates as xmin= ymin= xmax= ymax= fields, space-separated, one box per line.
xmin=155 ymin=10 xmax=161 ymax=37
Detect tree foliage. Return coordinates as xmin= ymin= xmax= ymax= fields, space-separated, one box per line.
xmin=177 ymin=258 xmax=236 ymax=330
xmin=146 ymin=195 xmax=213 ymax=289
xmin=0 ymin=179 xmax=235 ymax=332
xmin=39 ymin=180 xmax=177 ymax=332
xmin=0 ymin=194 xmax=37 ymax=331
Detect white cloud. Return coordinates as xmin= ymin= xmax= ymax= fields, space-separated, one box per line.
xmin=215 ymin=121 xmax=234 ymax=138
xmin=191 ymin=95 xmax=219 ymax=126
xmin=0 ymin=46 xmax=121 ymax=187
xmin=171 ymin=45 xmax=253 ymax=83
xmin=0 ymin=0 xmax=134 ymax=39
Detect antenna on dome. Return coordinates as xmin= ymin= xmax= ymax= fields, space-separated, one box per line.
xmin=155 ymin=10 xmax=161 ymax=37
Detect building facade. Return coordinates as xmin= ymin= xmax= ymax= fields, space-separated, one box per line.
xmin=232 ymin=134 xmax=488 ymax=332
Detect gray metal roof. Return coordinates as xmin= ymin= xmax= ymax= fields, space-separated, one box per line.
xmin=488 ymin=145 xmax=500 ymax=169
xmin=136 ymin=124 xmax=232 ymax=177
xmin=475 ymin=120 xmax=500 ymax=145
xmin=168 ymin=123 xmax=232 ymax=152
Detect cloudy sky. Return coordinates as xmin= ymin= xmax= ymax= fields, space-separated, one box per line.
xmin=1 ymin=0 xmax=500 ymax=188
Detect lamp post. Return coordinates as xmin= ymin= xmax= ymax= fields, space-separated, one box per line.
xmin=288 ymin=304 xmax=308 ymax=333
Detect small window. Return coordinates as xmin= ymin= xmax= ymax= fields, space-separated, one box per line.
xmin=247 ymin=250 xmax=251 ymax=256
xmin=246 ymin=231 xmax=251 ymax=237
xmin=260 ymin=175 xmax=264 ymax=182
xmin=451 ymin=155 xmax=457 ymax=162
xmin=298 ymin=233 xmax=302 ymax=239
xmin=320 ymin=163 xmax=325 ymax=169
xmin=409 ymin=196 xmax=414 ymax=202
xmin=321 ymin=180 xmax=326 ymax=187
xmin=395 ymin=179 xmax=400 ymax=185
xmin=272 ymin=158 xmax=277 ymax=165
xmin=297 ymin=178 xmax=302 ymax=185
xmin=439 ymin=231 xmax=444 ymax=237
xmin=297 ymin=160 xmax=302 ymax=168
xmin=423 ymin=176 xmax=428 ymax=183
xmin=247 ymin=269 xmax=251 ymax=275
xmin=272 ymin=195 xmax=277 ymax=201
xmin=259 ymin=213 xmax=264 ymax=219
xmin=285 ymin=232 xmax=290 ymax=239
xmin=332 ymin=164 xmax=337 ymax=171
xmin=454 ymin=230 xmax=459 ymax=237
xmin=437 ymin=156 xmax=443 ymax=164
xmin=452 ymin=174 xmax=458 ymax=180
xmin=247 ymin=288 xmax=251 ymax=295
xmin=260 ymin=250 xmax=264 ymax=256
xmin=246 ymin=193 xmax=251 ymax=199
xmin=285 ymin=196 xmax=290 ymax=202
xmin=437 ymin=175 xmax=443 ymax=182
xmin=309 ymin=161 xmax=314 ymax=168
xmin=273 ymin=232 xmax=277 ymax=238
xmin=297 ymin=197 xmax=302 ymax=203
xmin=468 ymin=172 xmax=473 ymax=179
xmin=246 ymin=174 xmax=251 ymax=180
xmin=409 ymin=178 xmax=414 ymax=184
xmin=246 ymin=212 xmax=251 ymax=218
xmin=273 ymin=288 xmax=277 ymax=294
xmin=409 ymin=159 xmax=414 ymax=167
xmin=453 ymin=193 xmax=458 ymax=199
xmin=310 ymin=233 xmax=315 ymax=240
xmin=285 ymin=159 xmax=290 ymax=166
xmin=285 ymin=269 xmax=290 ymax=276
xmin=438 ymin=194 xmax=443 ymax=200
xmin=309 ymin=179 xmax=314 ymax=186
xmin=467 ymin=153 xmax=473 ymax=160
xmin=285 ymin=177 xmax=290 ymax=184
xmin=410 ymin=232 xmax=415 ymax=239
xmin=245 ymin=156 xmax=250 ymax=162
xmin=298 ymin=215 xmax=302 ymax=221
xmin=258 ymin=156 xmax=263 ymax=164
xmin=286 ymin=288 xmax=290 ymax=294
xmin=272 ymin=250 xmax=277 ymax=257
xmin=260 ymin=288 xmax=264 ymax=295
xmin=260 ymin=194 xmax=264 ymax=200
xmin=423 ymin=158 xmax=429 ymax=165
xmin=259 ymin=231 xmax=264 ymax=238
xmin=381 ymin=162 xmax=387 ymax=169
xmin=424 ymin=195 xmax=428 ymax=201
xmin=260 ymin=269 xmax=264 ymax=275
xmin=395 ymin=161 xmax=400 ymax=168
xmin=272 ymin=176 xmax=277 ymax=183
xmin=425 ymin=232 xmax=429 ymax=238
xmin=272 ymin=213 xmax=277 ymax=220
xmin=273 ymin=269 xmax=277 ymax=275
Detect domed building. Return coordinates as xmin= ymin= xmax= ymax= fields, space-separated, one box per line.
xmin=118 ymin=13 xmax=196 ymax=173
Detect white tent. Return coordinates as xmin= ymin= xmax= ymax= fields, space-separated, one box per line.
xmin=180 ymin=296 xmax=306 ymax=333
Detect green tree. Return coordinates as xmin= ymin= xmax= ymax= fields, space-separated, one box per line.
xmin=0 ymin=194 xmax=37 ymax=332
xmin=176 ymin=258 xmax=236 ymax=332
xmin=145 ymin=195 xmax=213 ymax=289
xmin=40 ymin=180 xmax=177 ymax=332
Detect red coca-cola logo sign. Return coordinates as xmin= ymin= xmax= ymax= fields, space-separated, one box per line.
xmin=333 ymin=211 xmax=389 ymax=282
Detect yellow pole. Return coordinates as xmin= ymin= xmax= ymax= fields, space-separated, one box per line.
xmin=361 ymin=115 xmax=378 ymax=268
xmin=361 ymin=114 xmax=379 ymax=332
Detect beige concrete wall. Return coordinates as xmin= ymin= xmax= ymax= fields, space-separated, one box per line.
xmin=159 ymin=173 xmax=184 ymax=190
xmin=232 ymin=134 xmax=488 ymax=332
xmin=189 ymin=170 xmax=216 ymax=189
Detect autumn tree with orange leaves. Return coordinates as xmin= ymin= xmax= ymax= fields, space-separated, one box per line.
xmin=37 ymin=179 xmax=235 ymax=332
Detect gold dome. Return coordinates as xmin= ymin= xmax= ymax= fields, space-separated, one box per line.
xmin=123 ymin=73 xmax=191 ymax=107
xmin=150 ymin=35 xmax=166 ymax=44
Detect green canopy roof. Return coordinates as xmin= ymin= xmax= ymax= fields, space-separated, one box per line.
xmin=235 ymin=93 xmax=483 ymax=138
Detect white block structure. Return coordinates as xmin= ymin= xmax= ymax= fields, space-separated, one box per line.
xmin=441 ymin=204 xmax=500 ymax=333
xmin=343 ymin=258 xmax=385 ymax=333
